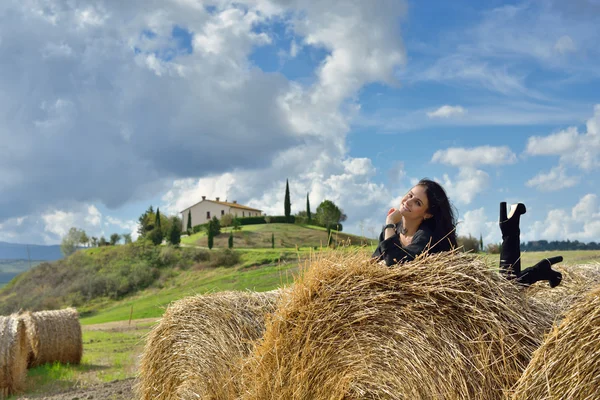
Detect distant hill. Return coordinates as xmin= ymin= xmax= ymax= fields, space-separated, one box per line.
xmin=0 ymin=241 xmax=63 ymax=261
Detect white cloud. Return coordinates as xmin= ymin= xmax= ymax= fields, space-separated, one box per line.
xmin=525 ymin=194 xmax=600 ymax=242
xmin=571 ymin=194 xmax=600 ymax=222
xmin=525 ymin=105 xmax=600 ymax=171
xmin=427 ymin=105 xmax=466 ymax=119
xmin=441 ymin=168 xmax=490 ymax=205
xmin=42 ymin=210 xmax=79 ymax=238
xmin=456 ymin=207 xmax=499 ymax=245
xmin=85 ymin=205 xmax=102 ymax=226
xmin=554 ymin=35 xmax=576 ymax=55
xmin=0 ymin=0 xmax=408 ymax=246
xmin=525 ymin=127 xmax=580 ymax=155
xmin=432 ymin=146 xmax=517 ymax=168
xmin=526 ymin=165 xmax=580 ymax=191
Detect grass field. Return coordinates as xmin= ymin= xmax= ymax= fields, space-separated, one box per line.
xmin=11 ymin=248 xmax=600 ymax=398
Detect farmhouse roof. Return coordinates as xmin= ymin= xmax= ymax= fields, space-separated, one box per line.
xmin=180 ymin=199 xmax=262 ymax=213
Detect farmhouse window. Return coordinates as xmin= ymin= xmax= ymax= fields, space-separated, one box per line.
xmin=243 ymin=211 xmax=245 ymax=217
xmin=221 ymin=210 xmax=225 ymax=216
xmin=206 ymin=211 xmax=210 ymax=219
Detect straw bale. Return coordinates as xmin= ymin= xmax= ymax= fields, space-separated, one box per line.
xmin=136 ymin=290 xmax=281 ymax=400
xmin=525 ymin=262 xmax=600 ymax=317
xmin=511 ymin=284 xmax=600 ymax=400
xmin=0 ymin=315 xmax=28 ymax=399
xmin=21 ymin=307 xmax=83 ymax=368
xmin=242 ymin=250 xmax=554 ymax=400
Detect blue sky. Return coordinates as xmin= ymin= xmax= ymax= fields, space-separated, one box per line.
xmin=0 ymin=0 xmax=599 ymax=246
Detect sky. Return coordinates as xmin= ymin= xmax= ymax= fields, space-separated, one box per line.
xmin=1 ymin=0 xmax=599 ymax=246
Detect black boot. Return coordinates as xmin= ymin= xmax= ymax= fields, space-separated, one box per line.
xmin=517 ymin=256 xmax=563 ymax=288
xmin=499 ymin=202 xmax=526 ymax=280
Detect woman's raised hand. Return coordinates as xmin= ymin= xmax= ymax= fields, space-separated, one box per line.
xmin=386 ymin=208 xmax=404 ymax=225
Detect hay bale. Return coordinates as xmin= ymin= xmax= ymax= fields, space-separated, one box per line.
xmin=241 ymin=250 xmax=554 ymax=400
xmin=21 ymin=307 xmax=83 ymax=368
xmin=0 ymin=315 xmax=28 ymax=399
xmin=512 ymin=284 xmax=600 ymax=400
xmin=526 ymin=262 xmax=600 ymax=317
xmin=136 ymin=290 xmax=281 ymax=400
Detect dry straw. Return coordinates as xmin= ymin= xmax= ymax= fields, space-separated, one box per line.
xmin=21 ymin=307 xmax=83 ymax=368
xmin=241 ymin=250 xmax=554 ymax=400
xmin=525 ymin=262 xmax=600 ymax=318
xmin=0 ymin=315 xmax=28 ymax=399
xmin=136 ymin=290 xmax=281 ymax=400
xmin=511 ymin=284 xmax=600 ymax=400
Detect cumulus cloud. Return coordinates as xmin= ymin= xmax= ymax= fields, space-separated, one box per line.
xmin=525 ymin=194 xmax=600 ymax=242
xmin=457 ymin=207 xmax=499 ymax=245
xmin=432 ymin=145 xmax=516 ymax=205
xmin=526 ymin=166 xmax=580 ymax=191
xmin=427 ymin=105 xmax=466 ymax=119
xmin=441 ymin=168 xmax=490 ymax=205
xmin=0 ymin=0 xmax=408 ymax=243
xmin=432 ymin=146 xmax=517 ymax=168
xmin=525 ymin=105 xmax=600 ymax=171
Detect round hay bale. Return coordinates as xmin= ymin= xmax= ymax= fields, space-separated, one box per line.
xmin=0 ymin=315 xmax=28 ymax=399
xmin=512 ymin=284 xmax=600 ymax=400
xmin=21 ymin=307 xmax=83 ymax=368
xmin=135 ymin=290 xmax=281 ymax=400
xmin=526 ymin=262 xmax=600 ymax=318
xmin=241 ymin=250 xmax=555 ymax=400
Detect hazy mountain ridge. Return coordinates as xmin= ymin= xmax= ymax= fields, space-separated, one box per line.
xmin=0 ymin=241 xmax=63 ymax=261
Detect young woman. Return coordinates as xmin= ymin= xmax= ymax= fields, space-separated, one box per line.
xmin=372 ymin=179 xmax=458 ymax=266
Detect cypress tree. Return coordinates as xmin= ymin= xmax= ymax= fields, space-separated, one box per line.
xmin=228 ymin=231 xmax=233 ymax=249
xmin=155 ymin=208 xmax=162 ymax=232
xmin=284 ymin=179 xmax=291 ymax=222
xmin=187 ymin=210 xmax=192 ymax=233
xmin=306 ymin=192 xmax=311 ymax=223
xmin=479 ymin=234 xmax=484 ymax=252
xmin=271 ymin=233 xmax=275 ymax=249
xmin=208 ymin=222 xmax=214 ymax=250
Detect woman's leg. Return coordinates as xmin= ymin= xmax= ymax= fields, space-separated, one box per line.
xmin=499 ymin=202 xmax=526 ymax=279
xmin=499 ymin=201 xmax=563 ymax=287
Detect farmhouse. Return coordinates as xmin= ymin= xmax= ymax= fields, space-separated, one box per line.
xmin=180 ymin=196 xmax=263 ymax=228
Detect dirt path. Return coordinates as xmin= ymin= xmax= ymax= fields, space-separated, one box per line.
xmin=17 ymin=378 xmax=135 ymax=400
xmin=83 ymin=317 xmax=160 ymax=332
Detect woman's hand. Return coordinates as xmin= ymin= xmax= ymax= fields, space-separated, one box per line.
xmin=386 ymin=208 xmax=404 ymax=225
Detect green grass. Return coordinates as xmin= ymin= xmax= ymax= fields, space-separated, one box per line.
xmin=80 ymin=259 xmax=301 ymax=325
xmin=20 ymin=325 xmax=152 ymax=397
xmin=480 ymin=249 xmax=600 ymax=269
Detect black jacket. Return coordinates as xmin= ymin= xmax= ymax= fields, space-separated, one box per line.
xmin=371 ymin=224 xmax=435 ymax=266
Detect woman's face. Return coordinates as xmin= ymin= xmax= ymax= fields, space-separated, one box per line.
xmin=399 ymin=185 xmax=432 ymax=221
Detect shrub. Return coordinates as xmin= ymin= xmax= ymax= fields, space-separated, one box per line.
xmin=159 ymin=246 xmax=179 ymax=266
xmin=210 ymin=249 xmax=240 ymax=268
xmin=457 ymin=235 xmax=480 ymax=253
xmin=221 ymin=214 xmax=234 ymax=227
xmin=185 ymin=248 xmax=210 ymax=262
xmin=192 ymin=223 xmax=209 ymax=234
xmin=486 ymin=243 xmax=502 ymax=254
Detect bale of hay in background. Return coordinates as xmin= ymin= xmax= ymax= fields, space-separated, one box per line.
xmin=21 ymin=307 xmax=83 ymax=368
xmin=0 ymin=315 xmax=28 ymax=399
xmin=526 ymin=262 xmax=600 ymax=318
xmin=242 ymin=250 xmax=555 ymax=400
xmin=136 ymin=290 xmax=281 ymax=400
xmin=512 ymin=284 xmax=600 ymax=400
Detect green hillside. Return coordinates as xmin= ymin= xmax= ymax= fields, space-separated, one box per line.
xmin=0 ymin=223 xmax=376 ymax=317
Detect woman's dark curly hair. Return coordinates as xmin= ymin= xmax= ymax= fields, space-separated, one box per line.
xmin=417 ymin=178 xmax=458 ymax=252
